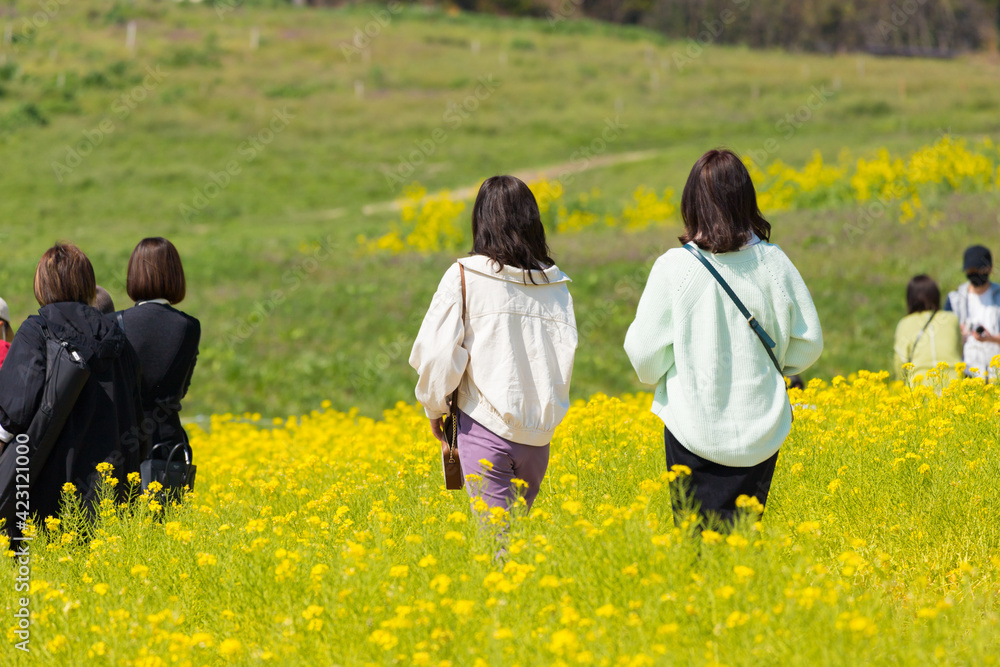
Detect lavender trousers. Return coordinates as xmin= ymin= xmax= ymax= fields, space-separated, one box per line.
xmin=456 ymin=411 xmax=549 ymax=511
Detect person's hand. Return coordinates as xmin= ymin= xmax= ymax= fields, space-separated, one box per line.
xmin=429 ymin=417 xmax=449 ymax=454
xmin=972 ymin=329 xmax=998 ymax=343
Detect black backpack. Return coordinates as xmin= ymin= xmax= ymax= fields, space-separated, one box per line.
xmin=0 ymin=324 xmax=90 ymax=536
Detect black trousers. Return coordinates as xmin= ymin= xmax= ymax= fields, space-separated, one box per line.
xmin=664 ymin=427 xmax=779 ymax=525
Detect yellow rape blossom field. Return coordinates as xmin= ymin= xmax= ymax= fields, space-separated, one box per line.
xmin=4 ymin=369 xmax=1000 ymax=665
xmin=361 ymin=136 xmax=1000 ymax=255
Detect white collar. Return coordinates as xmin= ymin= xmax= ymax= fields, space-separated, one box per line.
xmin=740 ymin=232 xmax=762 ymax=250
xmin=457 ymin=256 xmax=571 ymax=285
xmin=136 ymin=298 xmax=170 ymax=306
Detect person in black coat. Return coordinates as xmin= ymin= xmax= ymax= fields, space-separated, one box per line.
xmin=0 ymin=243 xmax=147 ymax=526
xmin=117 ymin=237 xmax=200 ymax=452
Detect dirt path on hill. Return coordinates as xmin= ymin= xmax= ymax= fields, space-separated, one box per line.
xmin=296 ymin=149 xmax=664 ymax=222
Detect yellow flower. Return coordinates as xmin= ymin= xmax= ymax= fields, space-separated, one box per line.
xmin=595 ymin=604 xmax=617 ymax=617
xmin=218 ymin=638 xmax=242 ymax=657
xmin=726 ymin=535 xmax=749 ymax=549
xmin=93 ymin=583 xmax=109 ymax=596
xmin=715 ymin=585 xmax=736 ymax=600
xmin=429 ymin=575 xmax=451 ymax=594
xmin=561 ymin=500 xmax=582 ymax=515
xmin=451 ymin=600 xmax=474 ymax=615
xmin=302 ymin=604 xmax=324 ymax=619
xmin=701 ymin=530 xmax=724 ymax=545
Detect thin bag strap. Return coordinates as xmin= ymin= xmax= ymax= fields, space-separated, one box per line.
xmin=448 ymin=264 xmax=467 ymax=411
xmin=906 ymin=310 xmax=936 ymax=364
xmin=683 ymin=243 xmax=782 ymax=375
xmin=447 ymin=265 xmax=467 ymax=458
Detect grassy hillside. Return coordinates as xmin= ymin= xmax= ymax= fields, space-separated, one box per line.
xmin=1 ymin=1 xmax=999 ymax=417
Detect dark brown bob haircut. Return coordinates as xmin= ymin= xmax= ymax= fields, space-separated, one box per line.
xmin=127 ymin=237 xmax=186 ymax=304
xmin=679 ymin=149 xmax=772 ymax=253
xmin=472 ymin=175 xmax=555 ymax=283
xmin=906 ymin=274 xmax=941 ymax=314
xmin=34 ymin=243 xmax=97 ymax=306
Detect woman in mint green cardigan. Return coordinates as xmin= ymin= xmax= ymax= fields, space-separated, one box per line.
xmin=625 ymin=149 xmax=823 ymax=525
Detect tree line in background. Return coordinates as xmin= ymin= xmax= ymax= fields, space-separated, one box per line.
xmin=577 ymin=0 xmax=997 ymax=53
xmin=284 ymin=0 xmax=999 ymax=53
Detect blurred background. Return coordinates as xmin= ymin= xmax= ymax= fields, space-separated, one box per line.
xmin=0 ymin=0 xmax=998 ymax=418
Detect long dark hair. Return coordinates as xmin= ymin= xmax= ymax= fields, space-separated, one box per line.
xmin=906 ymin=274 xmax=941 ymax=314
xmin=679 ymin=149 xmax=772 ymax=253
xmin=471 ymin=175 xmax=554 ymax=282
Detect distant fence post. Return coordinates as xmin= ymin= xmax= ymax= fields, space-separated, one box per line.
xmin=126 ymin=20 xmax=137 ymax=53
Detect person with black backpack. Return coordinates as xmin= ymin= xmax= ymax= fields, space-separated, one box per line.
xmin=0 ymin=243 xmax=147 ymax=532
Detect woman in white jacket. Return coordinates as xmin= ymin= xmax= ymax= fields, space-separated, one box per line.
xmin=410 ymin=175 xmax=577 ymax=511
xmin=625 ymin=149 xmax=823 ymax=524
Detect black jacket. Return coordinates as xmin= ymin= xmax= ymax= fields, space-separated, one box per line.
xmin=117 ymin=302 xmax=200 ymax=448
xmin=0 ymin=302 xmax=147 ymax=522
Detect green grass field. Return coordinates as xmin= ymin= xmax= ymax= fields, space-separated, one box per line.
xmin=1 ymin=1 xmax=999 ymax=417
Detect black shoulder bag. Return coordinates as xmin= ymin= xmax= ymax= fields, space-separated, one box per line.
xmin=684 ymin=243 xmax=783 ymax=375
xmin=0 ymin=323 xmax=91 ymax=534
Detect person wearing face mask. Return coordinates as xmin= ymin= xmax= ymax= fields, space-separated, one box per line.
xmin=944 ymin=245 xmax=1000 ymax=379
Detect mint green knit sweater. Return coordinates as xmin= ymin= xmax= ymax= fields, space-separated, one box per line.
xmin=625 ymin=243 xmax=823 ymax=467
